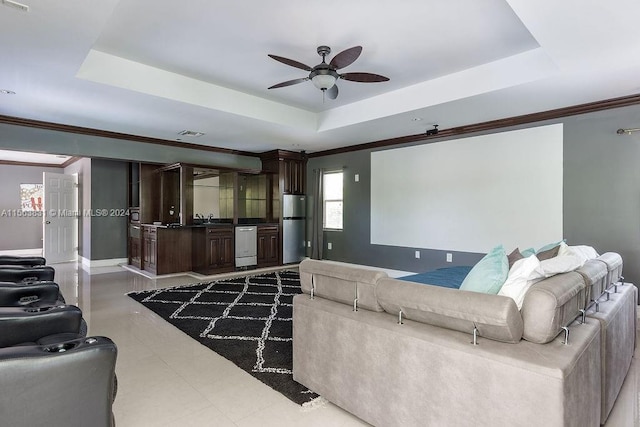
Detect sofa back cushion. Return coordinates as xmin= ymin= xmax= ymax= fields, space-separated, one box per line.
xmin=520 ymin=271 xmax=586 ymax=343
xmin=576 ymin=259 xmax=608 ymax=303
xmin=596 ymin=252 xmax=624 ymax=289
xmin=298 ymin=259 xmax=387 ymax=312
xmin=376 ymin=278 xmax=523 ymax=343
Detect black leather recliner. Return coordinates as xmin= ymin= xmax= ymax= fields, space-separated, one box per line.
xmin=0 ymin=265 xmax=55 ymax=282
xmin=0 ymin=255 xmax=46 ymax=266
xmin=0 ymin=336 xmax=117 ymax=427
xmin=0 ymin=280 xmax=65 ymax=306
xmin=0 ymin=284 xmax=87 ymax=338
xmin=0 ymin=304 xmax=83 ymax=348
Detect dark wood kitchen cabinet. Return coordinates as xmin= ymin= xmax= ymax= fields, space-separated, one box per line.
xmin=142 ymin=226 xmax=192 ymax=275
xmin=129 ymin=224 xmax=142 ymax=269
xmin=192 ymin=226 xmax=235 ymax=274
xmin=142 ymin=226 xmax=157 ymax=273
xmin=257 ymin=224 xmax=279 ymax=267
xmin=260 ymin=150 xmax=307 ymax=195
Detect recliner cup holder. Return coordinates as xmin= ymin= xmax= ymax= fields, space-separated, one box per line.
xmin=19 ymin=295 xmax=40 ymax=304
xmin=44 ymin=342 xmax=79 ymax=353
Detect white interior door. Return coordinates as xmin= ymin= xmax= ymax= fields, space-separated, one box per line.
xmin=43 ymin=172 xmax=78 ymax=263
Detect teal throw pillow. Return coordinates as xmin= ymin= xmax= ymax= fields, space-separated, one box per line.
xmin=521 ymin=247 xmax=536 ymax=257
xmin=536 ymin=239 xmax=566 ymax=253
xmin=459 ymin=245 xmax=509 ymax=294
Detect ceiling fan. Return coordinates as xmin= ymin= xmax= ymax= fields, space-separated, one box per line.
xmin=267 ymin=45 xmax=389 ymax=100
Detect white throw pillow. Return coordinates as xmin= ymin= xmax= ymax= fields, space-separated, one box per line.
xmin=540 ymin=255 xmax=585 ymax=277
xmin=558 ymin=242 xmax=599 ymax=263
xmin=498 ymin=255 xmax=545 ymax=310
xmin=572 ymin=245 xmax=599 ymax=260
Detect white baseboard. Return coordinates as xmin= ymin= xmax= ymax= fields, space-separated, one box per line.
xmin=80 ymin=257 xmax=128 ymax=274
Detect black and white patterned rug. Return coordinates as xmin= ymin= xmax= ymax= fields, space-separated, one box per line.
xmin=126 ymin=270 xmax=319 ymax=405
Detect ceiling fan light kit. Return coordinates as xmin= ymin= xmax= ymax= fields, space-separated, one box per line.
xmin=268 ymin=45 xmax=389 ymax=100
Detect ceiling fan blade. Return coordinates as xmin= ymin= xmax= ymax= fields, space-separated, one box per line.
xmin=327 ymin=84 xmax=339 ymax=100
xmin=268 ymin=78 xmax=309 ymax=89
xmin=268 ymin=54 xmax=313 ymax=72
xmin=330 ymin=46 xmax=362 ymax=69
xmin=341 ymin=72 xmax=389 ymax=83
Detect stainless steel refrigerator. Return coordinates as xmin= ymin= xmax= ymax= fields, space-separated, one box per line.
xmin=282 ymin=194 xmax=306 ymax=264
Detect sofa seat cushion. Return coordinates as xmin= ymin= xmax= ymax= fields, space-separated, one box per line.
xmin=520 ymin=272 xmax=586 ymax=343
xmin=376 ymin=278 xmax=523 ymax=343
xmin=298 ymin=259 xmax=387 ymax=311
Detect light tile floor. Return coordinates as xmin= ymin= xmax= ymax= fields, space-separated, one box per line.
xmin=47 ymin=262 xmax=640 ymax=426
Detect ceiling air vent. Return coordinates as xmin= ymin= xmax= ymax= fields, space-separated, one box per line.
xmin=178 ymin=130 xmax=205 ymax=137
xmin=1 ymin=0 xmax=30 ymax=12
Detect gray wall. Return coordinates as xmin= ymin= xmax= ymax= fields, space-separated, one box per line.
xmin=89 ymin=159 xmax=128 ymax=260
xmin=0 ymin=164 xmax=63 ymax=250
xmin=64 ymin=158 xmax=129 ymax=261
xmin=308 ymin=104 xmax=640 ymax=286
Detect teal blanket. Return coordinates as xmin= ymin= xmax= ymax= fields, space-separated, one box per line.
xmin=399 ymin=266 xmax=472 ymax=289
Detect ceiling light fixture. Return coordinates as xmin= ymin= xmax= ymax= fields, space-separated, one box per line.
xmin=310 ymin=68 xmax=338 ymax=90
xmin=0 ymin=89 xmax=16 ymax=95
xmin=268 ymin=45 xmax=389 ymax=101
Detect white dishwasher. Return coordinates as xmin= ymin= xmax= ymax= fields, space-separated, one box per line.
xmin=235 ymin=226 xmax=257 ymax=268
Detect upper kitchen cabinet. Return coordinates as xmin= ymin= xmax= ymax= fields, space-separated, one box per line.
xmin=260 ymin=150 xmax=307 ymax=195
xmin=237 ymin=173 xmax=268 ymax=222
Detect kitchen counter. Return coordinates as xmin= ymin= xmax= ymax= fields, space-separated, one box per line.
xmin=142 ymin=221 xmax=279 ymax=228
xmin=141 ymin=223 xmax=233 ymax=229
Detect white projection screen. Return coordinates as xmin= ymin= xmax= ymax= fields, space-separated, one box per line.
xmin=371 ymin=123 xmax=563 ymax=253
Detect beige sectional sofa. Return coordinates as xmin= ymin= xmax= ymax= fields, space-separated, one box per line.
xmin=293 ymin=257 xmax=636 ymax=427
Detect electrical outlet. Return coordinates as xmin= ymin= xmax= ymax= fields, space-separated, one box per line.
xmin=446 ymin=253 xmax=453 ymax=262
xmin=307 ymin=241 xmax=311 ymax=248
xmin=415 ymin=250 xmax=420 ymax=259
xmin=355 ymin=174 xmax=360 ymax=182
xmin=327 ymin=242 xmax=332 ymax=250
